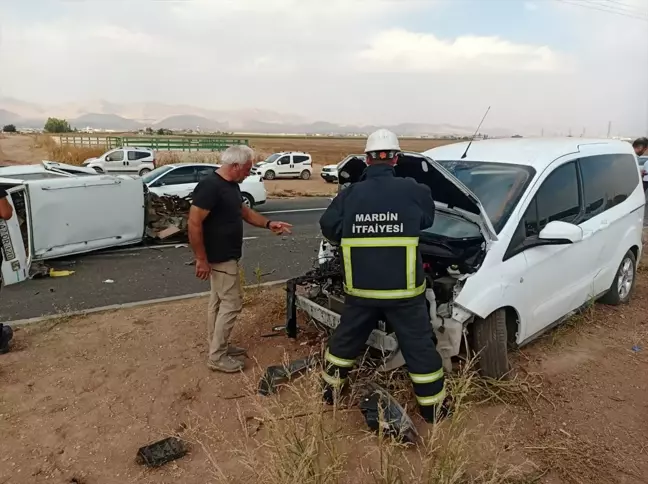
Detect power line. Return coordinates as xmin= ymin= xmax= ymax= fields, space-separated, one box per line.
xmin=601 ymin=0 xmax=648 ymax=14
xmin=556 ymin=0 xmax=648 ymax=21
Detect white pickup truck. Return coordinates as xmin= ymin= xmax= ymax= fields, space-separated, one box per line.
xmin=0 ymin=162 xmax=148 ymax=286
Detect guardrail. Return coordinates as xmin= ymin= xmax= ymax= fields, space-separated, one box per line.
xmin=58 ymin=136 xmax=250 ymax=152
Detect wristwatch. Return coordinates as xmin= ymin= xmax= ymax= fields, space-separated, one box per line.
xmin=265 ymin=220 xmax=272 ymax=229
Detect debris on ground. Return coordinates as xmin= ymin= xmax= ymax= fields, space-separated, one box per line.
xmin=29 ymin=261 xmax=76 ymax=279
xmin=0 ymin=324 xmax=13 ymax=354
xmin=145 ymin=192 xmax=192 ymax=241
xmin=48 ymin=269 xmax=75 ymax=277
xmin=359 ymin=382 xmax=419 ymax=444
xmin=135 ymin=436 xmax=188 ymax=468
xmin=103 ymin=279 xmax=115 ymax=284
xmin=258 ymin=355 xmax=320 ymax=396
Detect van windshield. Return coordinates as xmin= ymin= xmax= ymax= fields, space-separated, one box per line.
xmin=263 ymin=154 xmax=280 ymax=164
xmin=436 ymin=160 xmax=536 ymax=233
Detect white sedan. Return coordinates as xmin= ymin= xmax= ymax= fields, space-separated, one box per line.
xmin=142 ymin=163 xmax=267 ymax=208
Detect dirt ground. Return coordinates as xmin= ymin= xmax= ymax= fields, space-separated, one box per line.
xmin=2 ymin=254 xmax=648 ymax=483
xmin=0 ymin=133 xmax=48 ymax=165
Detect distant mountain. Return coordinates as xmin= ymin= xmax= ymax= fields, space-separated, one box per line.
xmin=0 ymin=96 xmax=516 ymax=136
xmin=154 ymin=115 xmax=228 ymax=131
xmin=0 ymin=109 xmax=23 ymax=126
xmin=71 ymin=113 xmax=144 ymax=130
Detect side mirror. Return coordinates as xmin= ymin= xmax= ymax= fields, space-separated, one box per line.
xmin=539 ymin=221 xmax=583 ymax=244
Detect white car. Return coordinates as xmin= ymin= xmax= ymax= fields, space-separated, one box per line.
xmin=143 ymin=163 xmax=266 ymax=208
xmin=310 ymin=138 xmax=644 ymax=378
xmin=82 ymin=147 xmax=156 ymax=176
xmin=320 ymin=164 xmax=338 ymax=183
xmin=251 ymin=152 xmax=313 ymax=180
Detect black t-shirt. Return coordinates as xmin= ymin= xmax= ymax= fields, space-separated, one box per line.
xmin=191 ymin=172 xmax=243 ymax=264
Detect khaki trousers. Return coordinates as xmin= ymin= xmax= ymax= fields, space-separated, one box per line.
xmin=207 ymin=260 xmax=243 ymax=362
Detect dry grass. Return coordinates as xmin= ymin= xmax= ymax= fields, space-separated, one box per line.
xmin=32 ymin=134 xmax=104 ymax=165
xmin=180 ymin=355 xmax=546 ymax=484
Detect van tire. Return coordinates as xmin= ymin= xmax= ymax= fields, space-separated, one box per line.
xmin=599 ymin=250 xmax=636 ymax=305
xmin=139 ymin=168 xmax=151 ymax=176
xmin=470 ymin=309 xmax=510 ymax=379
xmin=264 ymin=170 xmax=276 ymax=180
xmin=241 ymin=193 xmax=254 ymax=208
xmin=300 ymin=170 xmax=311 ymax=180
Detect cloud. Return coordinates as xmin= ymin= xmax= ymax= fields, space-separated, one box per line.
xmin=0 ymin=0 xmax=645 ymax=135
xmin=524 ymin=2 xmax=538 ymax=11
xmin=357 ymin=30 xmax=562 ymax=72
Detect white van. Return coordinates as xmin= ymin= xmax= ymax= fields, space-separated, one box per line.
xmin=304 ymin=138 xmax=644 ymax=378
xmin=251 ymin=152 xmax=313 ymax=180
xmin=82 ymin=147 xmax=156 ymax=176
xmin=0 ymin=172 xmax=146 ymax=286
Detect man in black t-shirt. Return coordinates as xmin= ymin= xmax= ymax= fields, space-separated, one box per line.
xmin=189 ymin=145 xmax=292 ymax=373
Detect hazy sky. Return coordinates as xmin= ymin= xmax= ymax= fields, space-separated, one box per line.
xmin=1 ymin=0 xmax=647 ymax=136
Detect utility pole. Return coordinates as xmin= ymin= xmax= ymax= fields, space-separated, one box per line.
xmin=607 ymin=121 xmax=612 ymax=138
xmin=541 ymin=128 xmax=544 ymax=137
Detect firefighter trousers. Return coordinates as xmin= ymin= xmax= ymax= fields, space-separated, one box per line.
xmin=322 ymin=298 xmax=446 ymax=417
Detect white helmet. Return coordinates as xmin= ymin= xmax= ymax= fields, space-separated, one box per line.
xmin=365 ymin=129 xmax=400 ymax=154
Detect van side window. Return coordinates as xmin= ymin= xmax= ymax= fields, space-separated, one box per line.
xmin=277 ymin=156 xmax=291 ymax=165
xmin=293 ymin=155 xmax=309 ymax=164
xmin=106 ymin=150 xmax=124 ymax=162
xmin=506 ymin=161 xmax=580 ymax=257
xmin=128 ymin=151 xmax=150 ymax=161
xmin=580 ymin=154 xmax=639 ymax=221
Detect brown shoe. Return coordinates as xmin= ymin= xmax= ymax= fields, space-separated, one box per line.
xmin=227 ymin=345 xmax=247 ymax=357
xmin=208 ymin=356 xmax=244 ymax=373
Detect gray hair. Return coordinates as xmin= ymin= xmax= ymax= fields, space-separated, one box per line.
xmin=221 ymin=145 xmax=255 ymax=165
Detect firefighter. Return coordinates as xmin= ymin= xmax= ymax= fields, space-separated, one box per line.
xmin=318 ymin=128 xmax=449 ymax=423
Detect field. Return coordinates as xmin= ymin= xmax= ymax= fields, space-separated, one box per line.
xmin=1 ymin=254 xmax=647 ymax=483
xmin=0 ymin=134 xmax=456 ymax=197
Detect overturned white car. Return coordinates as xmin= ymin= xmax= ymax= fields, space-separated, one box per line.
xmin=287 ymin=138 xmax=644 ymax=378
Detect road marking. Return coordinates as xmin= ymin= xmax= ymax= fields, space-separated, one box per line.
xmin=7 ymin=278 xmax=289 ymax=327
xmin=260 ymin=207 xmax=327 ymax=214
xmin=98 ymin=237 xmax=259 ymax=254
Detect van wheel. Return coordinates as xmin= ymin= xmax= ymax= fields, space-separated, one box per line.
xmin=139 ymin=168 xmax=151 ymax=176
xmin=599 ymin=250 xmax=636 ymax=305
xmin=241 ymin=193 xmax=254 ymax=208
xmin=300 ymin=170 xmax=311 ymax=180
xmin=93 ymin=167 xmax=104 ymax=174
xmin=470 ymin=309 xmax=510 ymax=379
xmin=264 ymin=170 xmax=276 ymax=180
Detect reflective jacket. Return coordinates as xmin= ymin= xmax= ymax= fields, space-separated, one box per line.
xmin=319 ymin=164 xmax=435 ymax=306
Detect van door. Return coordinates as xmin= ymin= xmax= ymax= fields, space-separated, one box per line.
xmin=505 ymin=160 xmax=595 ymax=340
xmin=26 ymin=175 xmax=145 ymax=260
xmin=275 ymin=155 xmax=292 ymax=177
xmin=0 ymin=187 xmax=30 ymax=286
xmin=103 ymin=149 xmax=125 ymax=174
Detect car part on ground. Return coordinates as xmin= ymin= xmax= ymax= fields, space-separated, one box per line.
xmin=136 ymin=437 xmax=188 ymax=468
xmin=0 ymin=324 xmax=13 ymax=354
xmin=258 ymin=355 xmax=320 ymax=396
xmin=359 ymin=382 xmax=419 ymax=444
xmin=145 ymin=192 xmax=192 ymax=241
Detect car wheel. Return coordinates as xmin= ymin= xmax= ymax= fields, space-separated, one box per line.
xmin=241 ymin=193 xmax=254 ymax=208
xmin=470 ymin=308 xmax=510 ymax=379
xmin=139 ymin=168 xmax=151 ymax=176
xmin=300 ymin=170 xmax=311 ymax=180
xmin=599 ymin=250 xmax=637 ymax=305
xmin=93 ymin=167 xmax=104 ymax=174
xmin=264 ymin=170 xmax=276 ymax=180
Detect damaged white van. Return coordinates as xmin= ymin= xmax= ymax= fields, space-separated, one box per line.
xmin=294 ymin=138 xmax=644 ymax=378
xmin=0 ymin=166 xmax=146 ymax=286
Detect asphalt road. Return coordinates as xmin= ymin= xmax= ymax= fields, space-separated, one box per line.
xmin=0 ymin=197 xmax=331 ymax=322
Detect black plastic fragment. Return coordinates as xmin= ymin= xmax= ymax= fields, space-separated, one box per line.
xmin=136 ymin=437 xmax=188 ymax=468
xmin=359 ymin=382 xmax=419 ymax=444
xmin=258 ymin=355 xmax=319 ymax=396
xmin=0 ymin=324 xmax=13 ymax=355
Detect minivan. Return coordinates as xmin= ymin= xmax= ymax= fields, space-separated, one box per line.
xmin=251 ymin=152 xmax=313 ymax=180
xmin=298 ymin=138 xmax=644 ymax=378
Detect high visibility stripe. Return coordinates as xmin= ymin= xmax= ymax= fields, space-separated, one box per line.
xmin=342 ymin=245 xmax=354 ymax=291
xmin=340 ymin=236 xmax=423 ymax=300
xmin=344 ymin=283 xmax=426 ymax=300
xmin=416 ymin=387 xmax=447 ymax=407
xmin=406 ymin=244 xmax=416 ymax=290
xmin=409 ymin=368 xmax=444 ymax=384
xmin=341 ymin=237 xmax=419 ymax=248
xmin=321 ymin=371 xmax=347 ymax=388
xmin=325 ymin=349 xmax=355 ymax=368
